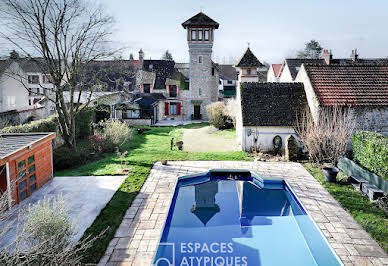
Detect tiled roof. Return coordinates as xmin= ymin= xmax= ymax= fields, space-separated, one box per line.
xmin=0 ymin=133 xmax=53 ymax=160
xmin=271 ymin=64 xmax=282 ymax=77
xmin=235 ymin=48 xmax=263 ymax=68
xmin=240 ymin=82 xmax=307 ymax=127
xmin=182 ymin=12 xmax=219 ymax=29
xmin=218 ymin=64 xmax=238 ymax=80
xmin=305 ymin=64 xmax=388 ymax=106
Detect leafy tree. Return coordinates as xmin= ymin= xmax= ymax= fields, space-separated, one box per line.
xmin=162 ymin=50 xmax=174 ymax=61
xmin=297 ymin=40 xmax=324 ymax=59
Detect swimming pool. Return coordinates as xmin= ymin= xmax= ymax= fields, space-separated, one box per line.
xmin=153 ymin=169 xmax=343 ymax=266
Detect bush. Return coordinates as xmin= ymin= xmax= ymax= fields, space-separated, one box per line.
xmin=0 ymin=115 xmax=57 ymax=133
xmin=88 ymin=131 xmax=112 ymax=154
xmin=296 ymin=107 xmax=356 ymax=165
xmin=352 ymin=131 xmax=388 ymax=178
xmin=53 ymin=145 xmax=91 ymax=170
xmin=75 ymin=107 xmax=94 ymax=139
xmin=206 ymin=102 xmax=233 ymax=129
xmin=99 ymin=119 xmax=131 ymax=148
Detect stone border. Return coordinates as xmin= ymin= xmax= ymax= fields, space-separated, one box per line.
xmin=100 ymin=161 xmax=387 ymax=266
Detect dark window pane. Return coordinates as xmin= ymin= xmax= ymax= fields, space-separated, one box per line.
xmin=18 ymin=170 xmax=26 ymax=180
xmin=30 ymin=183 xmax=37 ymax=193
xmin=18 ymin=160 xmax=25 ymax=170
xmin=28 ymin=155 xmax=35 ymax=164
xmin=29 ymin=174 xmax=36 ymax=183
xmin=143 ymin=84 xmax=151 ymax=93
xmin=20 ymin=190 xmax=28 ymax=201
xmin=28 ymin=165 xmax=35 ymax=174
xmin=19 ymin=180 xmax=27 ymax=191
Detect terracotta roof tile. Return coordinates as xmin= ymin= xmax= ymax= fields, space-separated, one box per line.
xmin=305 ymin=65 xmax=388 ymax=106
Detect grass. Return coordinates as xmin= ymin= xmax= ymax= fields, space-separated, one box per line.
xmin=303 ymin=163 xmax=388 ymax=253
xmin=212 ymin=127 xmax=236 ymax=139
xmin=60 ymin=124 xmax=252 ymax=263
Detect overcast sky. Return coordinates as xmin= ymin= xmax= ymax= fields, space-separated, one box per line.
xmin=103 ymin=0 xmax=388 ymax=64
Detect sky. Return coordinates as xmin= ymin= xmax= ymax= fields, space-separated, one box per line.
xmin=102 ymin=0 xmax=388 ymax=64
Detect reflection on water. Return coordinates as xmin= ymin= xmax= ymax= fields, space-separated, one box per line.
xmin=191 ymin=181 xmax=220 ymax=226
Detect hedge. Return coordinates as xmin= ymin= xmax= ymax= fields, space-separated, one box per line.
xmin=352 ymin=131 xmax=388 ymax=179
xmin=0 ymin=107 xmax=94 ymax=139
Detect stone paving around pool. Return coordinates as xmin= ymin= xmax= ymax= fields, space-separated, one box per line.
xmin=100 ymin=161 xmax=388 ymax=266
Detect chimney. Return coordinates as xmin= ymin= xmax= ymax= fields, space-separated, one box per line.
xmin=351 ymin=49 xmax=358 ymax=61
xmin=322 ymin=49 xmax=332 ymax=65
xmin=10 ymin=50 xmax=19 ymax=59
xmin=139 ymin=49 xmax=144 ymax=67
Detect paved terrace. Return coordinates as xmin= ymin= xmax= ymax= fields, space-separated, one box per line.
xmin=100 ymin=161 xmax=387 ymax=266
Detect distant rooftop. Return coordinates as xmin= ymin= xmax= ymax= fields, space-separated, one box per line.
xmin=235 ymin=48 xmax=263 ymax=68
xmin=182 ymin=12 xmax=219 ymax=29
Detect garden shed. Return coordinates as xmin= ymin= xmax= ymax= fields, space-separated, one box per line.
xmin=0 ymin=133 xmax=55 ymax=208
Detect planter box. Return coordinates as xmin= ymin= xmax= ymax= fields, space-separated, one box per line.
xmin=338 ymin=157 xmax=388 ymax=193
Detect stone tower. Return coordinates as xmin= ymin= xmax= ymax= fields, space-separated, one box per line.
xmin=182 ymin=12 xmax=219 ymax=120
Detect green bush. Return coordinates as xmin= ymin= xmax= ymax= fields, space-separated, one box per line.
xmin=53 ymin=145 xmax=92 ymax=170
xmin=1 ymin=107 xmax=94 ymax=139
xmin=0 ymin=115 xmax=57 ymax=133
xmin=352 ymin=131 xmax=388 ymax=178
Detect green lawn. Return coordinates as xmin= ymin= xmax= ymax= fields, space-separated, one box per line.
xmin=60 ymin=124 xmax=251 ymax=263
xmin=303 ymin=163 xmax=388 ymax=253
xmin=212 ymin=127 xmax=236 ymax=139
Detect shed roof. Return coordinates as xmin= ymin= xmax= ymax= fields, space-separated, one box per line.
xmin=240 ymin=82 xmax=307 ymax=127
xmin=0 ymin=133 xmax=55 ymax=161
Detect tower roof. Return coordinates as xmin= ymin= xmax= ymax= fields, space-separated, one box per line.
xmin=182 ymin=12 xmax=219 ymax=29
xmin=235 ymin=47 xmax=263 ymax=68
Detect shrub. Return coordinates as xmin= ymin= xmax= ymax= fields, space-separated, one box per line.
xmin=75 ymin=107 xmax=94 ymax=139
xmin=53 ymin=146 xmax=91 ymax=170
xmin=99 ymin=119 xmax=131 ymax=149
xmin=0 ymin=115 xmax=57 ymax=133
xmin=88 ymin=131 xmax=112 ymax=154
xmin=224 ymin=98 xmax=239 ymax=126
xmin=352 ymin=131 xmax=388 ymax=178
xmin=206 ymin=102 xmax=233 ymax=129
xmin=296 ymin=106 xmax=356 ymax=165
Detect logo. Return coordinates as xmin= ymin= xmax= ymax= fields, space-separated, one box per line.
xmin=153 ymin=242 xmax=175 ymax=266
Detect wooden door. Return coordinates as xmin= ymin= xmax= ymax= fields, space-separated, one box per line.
xmin=194 ymin=105 xmax=201 ymax=120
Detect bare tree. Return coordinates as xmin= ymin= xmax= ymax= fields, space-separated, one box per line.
xmin=0 ymin=0 xmax=119 ymax=148
xmin=296 ymin=106 xmax=356 ymax=165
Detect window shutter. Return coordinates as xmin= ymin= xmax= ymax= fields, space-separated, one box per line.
xmin=177 ymin=102 xmax=181 ymax=115
xmin=165 ymin=102 xmax=169 ymax=115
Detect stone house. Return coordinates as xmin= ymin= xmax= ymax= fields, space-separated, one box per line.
xmin=237 ymin=82 xmax=307 ymax=152
xmin=295 ymin=64 xmax=388 ymax=136
xmin=0 ymin=133 xmax=55 ymax=207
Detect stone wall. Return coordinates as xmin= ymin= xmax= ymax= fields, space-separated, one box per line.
xmin=352 ymin=106 xmax=388 ymax=136
xmin=123 ymin=118 xmax=152 ymax=126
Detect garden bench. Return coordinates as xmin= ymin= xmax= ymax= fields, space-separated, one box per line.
xmin=361 ymin=183 xmax=384 ymax=201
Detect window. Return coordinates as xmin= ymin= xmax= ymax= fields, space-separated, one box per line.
xmin=212 ymin=67 xmax=215 ymax=76
xmin=29 ymin=99 xmax=32 ymax=106
xmin=247 ymin=69 xmax=251 ymax=75
xmin=191 ymin=30 xmax=197 ymax=40
xmin=199 ymin=88 xmax=202 ymax=95
xmin=204 ymin=30 xmax=209 ymax=41
xmin=149 ymin=64 xmax=153 ymax=71
xmin=227 ymin=80 xmax=233 ymax=84
xmin=169 ymin=102 xmax=177 ymax=115
xmin=169 ymin=85 xmax=177 ymax=97
xmin=28 ymin=75 xmax=39 ymax=84
xmin=198 ymin=30 xmax=203 ymax=40
xmin=198 ymin=56 xmax=202 ymax=64
xmin=7 ymin=96 xmax=16 ymax=108
xmin=219 ymin=80 xmax=222 ymax=85
xmin=16 ymin=154 xmax=37 ymax=202
xmin=143 ymin=84 xmax=151 ymax=93
xmin=122 ymin=109 xmax=140 ymax=119
xmin=43 ymin=74 xmax=52 ymax=84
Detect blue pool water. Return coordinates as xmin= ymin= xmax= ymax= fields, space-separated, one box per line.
xmin=153 ymin=170 xmax=342 ymax=266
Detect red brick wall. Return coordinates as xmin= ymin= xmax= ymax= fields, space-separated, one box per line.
xmin=7 ymin=139 xmax=53 ymax=206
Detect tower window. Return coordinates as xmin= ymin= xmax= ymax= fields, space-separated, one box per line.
xmin=199 ymin=88 xmax=202 ymax=95
xmin=247 ymin=69 xmax=252 ymax=75
xmin=191 ymin=30 xmax=197 ymax=40
xmin=212 ymin=67 xmax=215 ymax=76
xmin=198 ymin=30 xmax=203 ymax=40
xmin=198 ymin=56 xmax=202 ymax=64
xmin=204 ymin=30 xmax=209 ymax=41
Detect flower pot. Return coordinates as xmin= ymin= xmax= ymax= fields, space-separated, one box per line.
xmin=161 ymin=160 xmax=168 ymax=165
xmin=322 ymin=167 xmax=339 ymax=182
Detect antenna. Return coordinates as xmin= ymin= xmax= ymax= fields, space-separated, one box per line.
xmin=247 ymin=42 xmax=250 ymax=48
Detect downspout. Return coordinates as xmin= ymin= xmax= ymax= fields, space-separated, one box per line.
xmin=5 ymin=162 xmax=12 ymax=208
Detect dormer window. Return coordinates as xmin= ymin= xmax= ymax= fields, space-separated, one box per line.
xmin=28 ymin=75 xmax=39 ymax=84
xmin=191 ymin=30 xmax=197 ymax=40
xmin=204 ymin=30 xmax=209 ymax=41
xmin=198 ymin=56 xmax=202 ymax=64
xmin=149 ymin=64 xmax=153 ymax=70
xmin=169 ymin=85 xmax=177 ymax=97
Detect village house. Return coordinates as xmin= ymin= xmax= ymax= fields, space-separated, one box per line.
xmin=0 ymin=53 xmax=55 ymax=126
xmin=267 ymin=64 xmax=282 ymax=82
xmin=0 ymin=133 xmax=55 ymax=207
xmin=218 ymin=64 xmax=238 ymax=99
xmin=295 ymin=63 xmax=388 ymax=136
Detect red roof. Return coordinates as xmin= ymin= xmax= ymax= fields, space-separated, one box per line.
xmin=271 ymin=64 xmax=282 ymax=77
xmin=305 ymin=65 xmax=388 ymax=106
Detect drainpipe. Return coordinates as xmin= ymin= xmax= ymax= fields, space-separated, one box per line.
xmin=5 ymin=162 xmax=12 ymax=209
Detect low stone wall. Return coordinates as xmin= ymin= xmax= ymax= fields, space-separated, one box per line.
xmin=123 ymin=118 xmax=151 ymax=126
